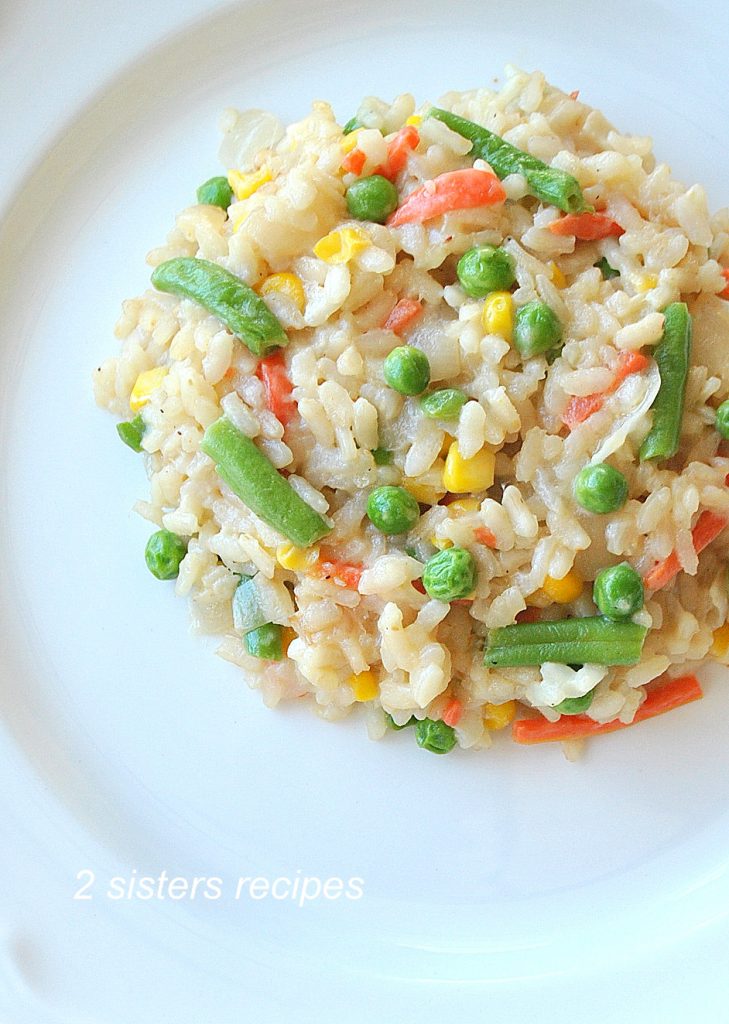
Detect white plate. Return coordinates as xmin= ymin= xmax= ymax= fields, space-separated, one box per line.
xmin=2 ymin=1 xmax=729 ymax=1020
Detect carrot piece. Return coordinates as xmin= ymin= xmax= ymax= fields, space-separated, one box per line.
xmin=548 ymin=212 xmax=624 ymax=240
xmin=383 ymin=297 xmax=423 ymax=335
xmin=644 ymin=510 xmax=728 ymax=591
xmin=720 ymin=268 xmax=729 ymax=299
xmin=387 ymin=168 xmax=506 ymax=228
xmin=412 ymin=578 xmax=426 ymax=594
xmin=569 ymin=89 xmax=580 ymax=100
xmin=562 ymin=393 xmax=605 ymax=428
xmin=256 ymin=352 xmax=296 ymax=426
xmin=516 ymin=606 xmax=541 ymax=624
xmin=441 ymin=697 xmax=463 ymax=727
xmin=474 ymin=525 xmax=497 ymax=548
xmin=317 ymin=549 xmax=364 ymax=590
xmin=341 ymin=148 xmax=366 ymax=175
xmin=612 ymin=350 xmax=650 ymax=386
xmin=512 ymin=673 xmax=703 ymax=744
xmin=375 ymin=125 xmax=420 ymax=180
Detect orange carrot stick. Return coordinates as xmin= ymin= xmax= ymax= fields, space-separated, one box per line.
xmin=441 ymin=698 xmax=463 ymax=727
xmin=512 ymin=673 xmax=703 ymax=744
xmin=387 ymin=168 xmax=506 ymax=228
xmin=383 ymin=297 xmax=423 ymax=334
xmin=644 ymin=510 xmax=728 ymax=591
xmin=317 ymin=547 xmax=364 ymax=590
xmin=474 ymin=526 xmax=497 ymax=548
xmin=375 ymin=125 xmax=420 ymax=180
xmin=342 ymin=148 xmax=366 ymax=175
xmin=562 ymin=351 xmax=651 ymax=428
xmin=720 ymin=268 xmax=729 ymax=299
xmin=256 ymin=352 xmax=296 ymax=426
xmin=548 ymin=212 xmax=624 ymax=240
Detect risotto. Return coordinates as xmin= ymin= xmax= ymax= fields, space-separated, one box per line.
xmin=93 ymin=68 xmax=729 ymax=756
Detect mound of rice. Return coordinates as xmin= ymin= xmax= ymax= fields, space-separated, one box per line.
xmin=93 ymin=67 xmax=729 ymax=755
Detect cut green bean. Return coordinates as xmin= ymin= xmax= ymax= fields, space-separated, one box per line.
xmin=201 ymin=416 xmax=331 ymax=547
xmin=151 ymin=257 xmax=287 ymax=356
xmin=595 ymin=256 xmax=620 ymax=280
xmin=196 ymin=176 xmax=234 ymax=209
xmin=244 ymin=622 xmax=283 ymax=660
xmin=639 ymin=302 xmax=692 ymax=462
xmin=415 ymin=718 xmax=457 ymax=754
xmin=116 ymin=413 xmax=146 ymax=452
xmin=554 ymin=688 xmax=597 ymax=715
xmin=428 ymin=108 xmax=590 ymax=214
xmin=483 ymin=615 xmax=647 ymax=667
xmin=343 ymin=116 xmax=361 ymax=135
xmin=371 ymin=446 xmax=394 ymax=465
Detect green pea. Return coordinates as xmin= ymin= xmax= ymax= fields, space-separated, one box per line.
xmin=385 ymin=713 xmax=415 ymax=730
xmin=196 ymin=176 xmax=233 ymax=209
xmin=573 ymin=463 xmax=629 ymax=514
xmin=116 ymin=413 xmax=146 ymax=452
xmin=554 ymin=688 xmax=596 ymax=715
xmin=715 ymin=400 xmax=729 ymax=440
xmin=513 ymin=300 xmax=562 ymax=358
xmin=343 ymin=117 xmax=361 ymax=135
xmin=145 ymin=529 xmax=187 ymax=580
xmin=419 ymin=387 xmax=467 ymax=420
xmin=371 ymin=447 xmax=394 ymax=465
xmin=415 ymin=718 xmax=457 ymax=754
xmin=244 ymin=622 xmax=283 ymax=660
xmin=346 ymin=175 xmax=399 ymax=224
xmin=367 ymin=485 xmax=420 ymax=535
xmin=595 ymin=256 xmax=620 ymax=280
xmin=593 ymin=562 xmax=644 ymax=619
xmin=422 ymin=547 xmax=477 ymax=602
xmin=383 ymin=345 xmax=430 ymax=396
xmin=456 ymin=245 xmax=516 ymax=297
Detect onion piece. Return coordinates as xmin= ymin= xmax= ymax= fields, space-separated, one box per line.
xmin=589 ymin=363 xmax=661 ymax=465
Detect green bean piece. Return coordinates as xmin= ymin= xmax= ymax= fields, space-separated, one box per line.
xmin=714 ymin=400 xmax=729 ymax=440
xmin=244 ymin=622 xmax=283 ymax=661
xmin=371 ymin=446 xmax=394 ymax=465
xmin=483 ymin=616 xmax=647 ymax=667
xmin=343 ymin=117 xmax=361 ymax=135
xmin=145 ymin=530 xmax=188 ymax=580
xmin=367 ymin=485 xmax=420 ymax=535
xmin=513 ymin=300 xmax=563 ymax=358
xmin=456 ymin=245 xmax=515 ymax=297
xmin=595 ymin=256 xmax=620 ymax=280
xmin=573 ymin=463 xmax=629 ymax=514
xmin=428 ymin=107 xmax=590 ymax=213
xmin=415 ymin=718 xmax=457 ymax=754
xmin=201 ymin=416 xmax=331 ymax=547
xmin=116 ymin=413 xmax=146 ymax=452
xmin=385 ymin=713 xmax=416 ymax=730
xmin=383 ymin=345 xmax=431 ymax=395
xmin=151 ymin=257 xmax=288 ymax=356
xmin=419 ymin=387 xmax=468 ymax=420
xmin=232 ymin=575 xmax=270 ymax=635
xmin=639 ymin=302 xmax=692 ymax=462
xmin=422 ymin=547 xmax=477 ymax=602
xmin=593 ymin=563 xmax=644 ymax=619
xmin=346 ymin=175 xmax=399 ymax=223
xmin=196 ymin=176 xmax=234 ymax=209
xmin=554 ymin=688 xmax=597 ymax=715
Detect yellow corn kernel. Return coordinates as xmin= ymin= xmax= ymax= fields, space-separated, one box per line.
xmin=129 ymin=366 xmax=166 ymax=412
xmin=406 ymin=482 xmax=443 ymax=504
xmin=634 ymin=273 xmax=658 ymax=293
xmin=439 ymin=433 xmax=453 ymax=458
xmin=406 ymin=115 xmax=422 ymax=126
xmin=276 ymin=543 xmax=319 ymax=572
xmin=260 ymin=272 xmax=305 ymax=312
xmin=548 ymin=261 xmax=567 ymax=288
xmin=448 ymin=498 xmax=480 ymax=515
xmin=430 ymin=535 xmax=454 ymax=550
xmin=542 ymin=569 xmax=584 ymax=604
xmin=313 ymin=227 xmax=371 ymax=265
xmin=340 ymin=129 xmax=362 ymax=153
xmin=281 ymin=627 xmax=297 ymax=655
xmin=349 ymin=670 xmax=378 ymax=702
xmin=228 ymin=166 xmax=271 ymax=201
xmin=443 ymin=442 xmax=495 ymax=493
xmin=481 ymin=290 xmax=514 ymax=342
xmin=711 ymin=622 xmax=729 ymax=658
xmin=483 ymin=700 xmax=517 ymax=730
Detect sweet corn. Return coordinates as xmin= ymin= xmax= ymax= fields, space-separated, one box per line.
xmin=443 ymin=442 xmax=495 ymax=493
xmin=548 ymin=261 xmax=567 ymax=288
xmin=276 ymin=543 xmax=319 ymax=572
xmin=260 ymin=272 xmax=306 ymax=312
xmin=634 ymin=273 xmax=658 ymax=293
xmin=481 ymin=290 xmax=514 ymax=342
xmin=228 ymin=166 xmax=271 ymax=201
xmin=313 ymin=227 xmax=371 ymax=264
xmin=340 ymin=129 xmax=362 ymax=154
xmin=406 ymin=115 xmax=422 ymax=126
xmin=349 ymin=670 xmax=378 ymax=702
xmin=448 ymin=498 xmax=480 ymax=515
xmin=129 ymin=366 xmax=166 ymax=412
xmin=483 ymin=700 xmax=517 ymax=730
xmin=430 ymin=535 xmax=454 ymax=550
xmin=711 ymin=622 xmax=729 ymax=658
xmin=542 ymin=569 xmax=584 ymax=604
xmin=281 ymin=627 xmax=297 ymax=655
xmin=406 ymin=482 xmax=443 ymax=504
